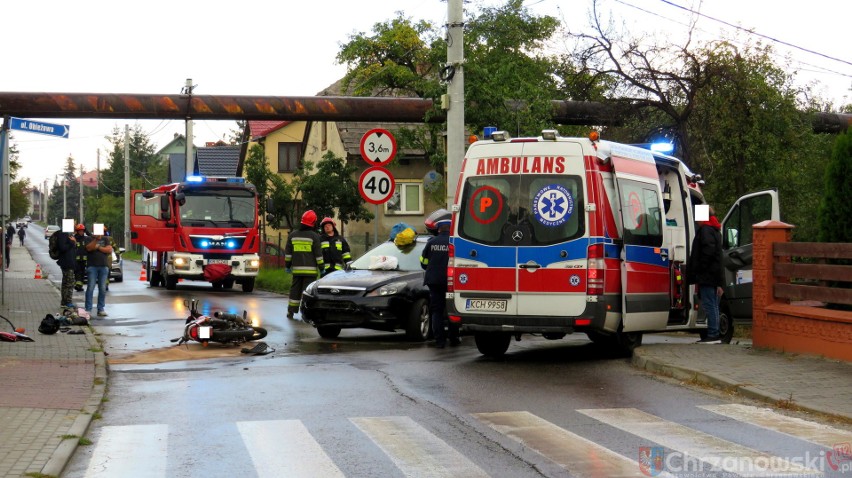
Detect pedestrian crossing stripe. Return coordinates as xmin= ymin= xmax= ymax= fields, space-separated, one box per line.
xmin=84 ymin=424 xmax=168 ymax=477
xmin=474 ymin=411 xmax=677 ymax=477
xmin=78 ymin=405 xmax=847 ymax=477
xmin=701 ymin=403 xmax=852 ymax=449
xmin=237 ymin=420 xmax=345 ymax=478
xmin=578 ymin=408 xmax=821 ymax=477
xmin=351 ymin=416 xmax=489 ymax=478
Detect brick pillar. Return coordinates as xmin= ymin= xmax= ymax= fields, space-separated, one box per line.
xmin=752 ymin=220 xmax=793 ymax=345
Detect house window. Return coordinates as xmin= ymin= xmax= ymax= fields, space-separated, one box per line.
xmin=277 ymin=143 xmax=302 ymax=172
xmin=385 ymin=181 xmax=424 ymax=215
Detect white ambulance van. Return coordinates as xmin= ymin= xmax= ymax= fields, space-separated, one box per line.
xmin=447 ymin=130 xmax=778 ymax=357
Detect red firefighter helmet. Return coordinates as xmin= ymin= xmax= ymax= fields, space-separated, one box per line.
xmin=320 ymin=217 xmax=335 ymax=228
xmin=301 ymin=210 xmax=317 ymax=227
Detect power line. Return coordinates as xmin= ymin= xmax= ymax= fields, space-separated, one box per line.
xmin=656 ymin=0 xmax=852 ymax=70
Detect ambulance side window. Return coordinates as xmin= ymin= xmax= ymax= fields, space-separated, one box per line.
xmin=620 ymin=180 xmax=663 ymax=247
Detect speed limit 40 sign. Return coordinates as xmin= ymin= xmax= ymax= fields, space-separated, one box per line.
xmin=359 ymin=166 xmax=396 ymax=205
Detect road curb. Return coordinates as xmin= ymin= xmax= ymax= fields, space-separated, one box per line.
xmin=631 ymin=349 xmax=852 ymax=422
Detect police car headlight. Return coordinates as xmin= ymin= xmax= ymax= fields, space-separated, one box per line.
xmin=367 ymin=281 xmax=405 ymax=297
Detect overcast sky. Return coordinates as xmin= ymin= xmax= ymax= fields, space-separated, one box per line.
xmin=3 ymin=0 xmax=849 ymax=191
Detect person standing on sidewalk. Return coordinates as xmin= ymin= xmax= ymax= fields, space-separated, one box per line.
xmin=319 ymin=217 xmax=351 ymax=276
xmin=688 ymin=205 xmax=725 ymax=344
xmin=3 ymin=223 xmax=12 ymax=271
xmin=55 ymin=229 xmax=78 ymax=310
xmin=84 ymin=229 xmax=113 ymax=317
xmin=284 ymin=210 xmax=324 ymax=319
xmin=17 ymin=225 xmax=26 ymax=246
xmin=73 ymin=224 xmax=88 ymax=291
xmin=420 ymin=216 xmax=459 ymax=348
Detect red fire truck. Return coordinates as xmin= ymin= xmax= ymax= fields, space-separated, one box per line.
xmin=131 ymin=176 xmax=261 ymax=292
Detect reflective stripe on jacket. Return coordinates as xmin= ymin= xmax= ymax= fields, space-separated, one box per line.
xmin=285 ymin=228 xmax=324 ymax=276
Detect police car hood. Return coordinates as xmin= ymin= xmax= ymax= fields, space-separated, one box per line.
xmin=318 ymin=269 xmax=421 ymax=289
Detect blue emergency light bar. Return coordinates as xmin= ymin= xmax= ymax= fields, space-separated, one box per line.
xmin=185 ymin=176 xmax=246 ymax=184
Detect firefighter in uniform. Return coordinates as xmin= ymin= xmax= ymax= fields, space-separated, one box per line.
xmin=420 ymin=216 xmax=460 ymax=348
xmin=319 ymin=217 xmax=351 ymax=276
xmin=73 ymin=224 xmax=88 ymax=291
xmin=284 ymin=210 xmax=324 ymax=319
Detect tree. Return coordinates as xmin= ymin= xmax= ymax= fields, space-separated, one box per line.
xmin=818 ymin=129 xmax=852 ymax=242
xmin=9 ymin=179 xmax=30 ymax=219
xmin=244 ymin=144 xmax=272 ymax=218
xmin=47 ymin=157 xmax=81 ymax=226
xmin=300 ymin=152 xmax=374 ymax=225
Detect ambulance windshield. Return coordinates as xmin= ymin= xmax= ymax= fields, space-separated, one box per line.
xmin=458 ymin=175 xmax=584 ymax=246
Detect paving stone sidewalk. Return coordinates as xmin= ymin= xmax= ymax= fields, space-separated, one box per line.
xmin=0 ymin=243 xmax=106 ymax=478
xmin=634 ymin=339 xmax=852 ymax=421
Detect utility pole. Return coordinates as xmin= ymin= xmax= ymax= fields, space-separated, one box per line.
xmin=446 ymin=0 xmax=465 ymax=209
xmin=79 ymin=163 xmax=84 ymax=224
xmin=124 ymin=125 xmax=130 ymax=250
xmin=42 ymin=179 xmax=47 ymax=222
xmin=184 ymin=78 xmax=194 ymax=180
xmin=63 ymin=176 xmax=67 ymax=220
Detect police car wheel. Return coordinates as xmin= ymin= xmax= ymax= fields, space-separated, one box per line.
xmin=317 ymin=326 xmax=341 ymax=339
xmin=405 ymin=298 xmax=430 ymax=342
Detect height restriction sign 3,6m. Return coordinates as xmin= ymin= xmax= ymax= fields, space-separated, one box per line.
xmin=359 ymin=166 xmax=396 ymax=205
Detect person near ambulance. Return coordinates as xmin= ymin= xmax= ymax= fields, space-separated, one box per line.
xmin=319 ymin=217 xmax=351 ymax=276
xmin=54 ymin=228 xmax=78 ymax=310
xmin=285 ymin=210 xmax=324 ymax=319
xmin=420 ymin=215 xmax=460 ymax=348
xmin=688 ymin=205 xmax=725 ymax=344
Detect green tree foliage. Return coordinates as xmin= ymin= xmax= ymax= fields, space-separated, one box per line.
xmin=9 ymin=179 xmax=30 ymax=219
xmin=46 ymin=157 xmax=81 ymax=226
xmin=300 ymin=152 xmax=374 ymax=225
xmin=818 ymin=129 xmax=852 ymax=242
xmin=244 ymin=144 xmax=272 ymax=218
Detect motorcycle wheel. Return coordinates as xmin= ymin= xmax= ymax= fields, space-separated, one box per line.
xmin=250 ymin=327 xmax=268 ymax=341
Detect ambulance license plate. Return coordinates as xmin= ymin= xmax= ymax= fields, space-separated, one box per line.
xmin=465 ymin=299 xmax=507 ymax=312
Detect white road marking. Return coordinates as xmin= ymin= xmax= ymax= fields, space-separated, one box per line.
xmin=237 ymin=420 xmax=345 ymax=478
xmin=474 ymin=411 xmax=674 ymax=477
xmin=579 ymin=408 xmax=822 ymax=477
xmin=84 ymin=424 xmax=168 ymax=477
xmin=351 ymin=416 xmax=490 ymax=478
xmin=701 ymin=403 xmax=852 ymax=448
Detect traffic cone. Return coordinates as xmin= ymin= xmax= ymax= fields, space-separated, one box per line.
xmin=139 ymin=266 xmax=147 ymax=281
xmin=34 ymin=264 xmax=43 ymax=279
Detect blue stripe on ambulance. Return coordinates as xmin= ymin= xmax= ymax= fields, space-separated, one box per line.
xmin=624 ymin=245 xmax=669 ymax=267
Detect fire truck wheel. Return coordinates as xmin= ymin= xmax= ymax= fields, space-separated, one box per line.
xmin=223 ymin=278 xmax=235 ymax=289
xmin=165 ymin=273 xmax=178 ymax=290
xmin=474 ymin=332 xmax=512 ymax=357
xmin=242 ymin=278 xmax=255 ymax=293
xmin=212 ymin=281 xmax=223 ymax=290
xmin=614 ymin=330 xmax=642 ymax=355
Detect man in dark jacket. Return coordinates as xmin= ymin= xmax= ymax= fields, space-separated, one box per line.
xmin=319 ymin=217 xmax=351 ymax=276
xmin=55 ymin=229 xmax=78 ymax=310
xmin=420 ymin=216 xmax=459 ymax=348
xmin=73 ymin=224 xmax=88 ymax=291
xmin=688 ymin=205 xmax=725 ymax=344
xmin=285 ymin=210 xmax=324 ymax=319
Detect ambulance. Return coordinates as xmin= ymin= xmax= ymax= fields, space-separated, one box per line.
xmin=446 ymin=130 xmax=778 ymax=357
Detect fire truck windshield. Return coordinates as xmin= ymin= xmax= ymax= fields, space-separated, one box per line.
xmin=179 ymin=189 xmax=256 ymax=227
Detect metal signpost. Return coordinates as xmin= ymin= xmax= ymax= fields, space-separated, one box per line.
xmin=359 ymin=129 xmax=396 ymax=245
xmin=1 ymin=117 xmax=70 ymax=303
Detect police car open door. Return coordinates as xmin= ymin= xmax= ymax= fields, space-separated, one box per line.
xmin=610 ymin=145 xmax=670 ymax=332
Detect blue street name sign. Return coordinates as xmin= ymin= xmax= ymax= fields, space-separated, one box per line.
xmin=9 ymin=117 xmax=70 ymax=138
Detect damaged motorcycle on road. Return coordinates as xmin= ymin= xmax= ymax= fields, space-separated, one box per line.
xmin=172 ymin=298 xmax=268 ymax=346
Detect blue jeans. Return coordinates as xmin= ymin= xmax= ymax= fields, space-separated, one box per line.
xmin=700 ymin=285 xmax=720 ymax=338
xmin=85 ymin=266 xmax=109 ymax=312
